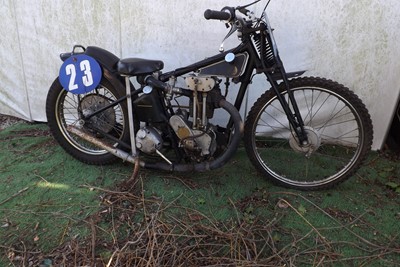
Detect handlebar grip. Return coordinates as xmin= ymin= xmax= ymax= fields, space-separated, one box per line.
xmin=204 ymin=9 xmax=231 ymax=21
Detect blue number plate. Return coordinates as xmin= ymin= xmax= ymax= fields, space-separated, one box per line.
xmin=59 ymin=54 xmax=102 ymax=94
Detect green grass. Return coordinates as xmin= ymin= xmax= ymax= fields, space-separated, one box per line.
xmin=0 ymin=122 xmax=399 ymax=266
xmin=0 ymin=123 xmax=131 ymax=251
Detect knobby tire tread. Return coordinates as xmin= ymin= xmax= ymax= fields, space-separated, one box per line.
xmin=244 ymin=76 xmax=373 ymax=190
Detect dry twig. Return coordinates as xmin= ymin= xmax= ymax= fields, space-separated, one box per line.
xmin=0 ymin=187 xmax=29 ymax=206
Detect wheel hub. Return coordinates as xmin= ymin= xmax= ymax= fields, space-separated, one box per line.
xmin=289 ymin=126 xmax=321 ymax=157
xmin=80 ymin=95 xmax=116 ymax=133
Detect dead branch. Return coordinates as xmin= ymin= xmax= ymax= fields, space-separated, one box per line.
xmin=0 ymin=187 xmax=29 ymax=206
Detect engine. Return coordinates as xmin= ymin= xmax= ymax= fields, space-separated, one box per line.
xmin=135 ymin=116 xmax=217 ymax=161
xmin=169 ymin=113 xmax=217 ymax=159
xmin=135 ymin=75 xmax=222 ymax=162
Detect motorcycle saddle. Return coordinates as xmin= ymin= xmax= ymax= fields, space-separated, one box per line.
xmin=117 ymin=58 xmax=164 ymax=76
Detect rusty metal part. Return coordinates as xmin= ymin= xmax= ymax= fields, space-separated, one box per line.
xmin=67 ymin=125 xmax=137 ymax=164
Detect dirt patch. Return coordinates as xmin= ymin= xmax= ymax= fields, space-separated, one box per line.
xmin=0 ymin=114 xmax=25 ymax=131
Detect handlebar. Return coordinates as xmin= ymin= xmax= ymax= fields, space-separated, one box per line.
xmin=204 ymin=9 xmax=232 ymax=21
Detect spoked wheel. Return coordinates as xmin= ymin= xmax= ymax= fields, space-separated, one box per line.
xmin=244 ymin=77 xmax=373 ymax=190
xmin=46 ymin=78 xmax=129 ymax=165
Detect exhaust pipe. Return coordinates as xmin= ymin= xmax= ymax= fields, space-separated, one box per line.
xmin=67 ymin=126 xmax=138 ymax=164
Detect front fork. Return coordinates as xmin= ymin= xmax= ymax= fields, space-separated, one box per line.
xmin=266 ymin=71 xmax=309 ymax=145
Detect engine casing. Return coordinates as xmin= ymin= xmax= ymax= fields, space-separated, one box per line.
xmin=169 ymin=114 xmax=216 ymax=157
xmin=135 ymin=126 xmax=163 ymax=154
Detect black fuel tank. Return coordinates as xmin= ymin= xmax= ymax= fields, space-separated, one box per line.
xmin=197 ymin=53 xmax=248 ymax=78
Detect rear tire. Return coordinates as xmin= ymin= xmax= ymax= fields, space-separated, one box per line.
xmin=46 ymin=78 xmax=130 ymax=165
xmin=244 ymin=77 xmax=373 ymax=190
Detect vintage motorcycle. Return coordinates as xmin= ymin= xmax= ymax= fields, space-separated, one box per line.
xmin=46 ymin=0 xmax=373 ymax=190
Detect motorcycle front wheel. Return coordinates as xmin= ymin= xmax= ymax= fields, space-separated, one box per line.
xmin=46 ymin=78 xmax=130 ymax=165
xmin=244 ymin=77 xmax=373 ymax=190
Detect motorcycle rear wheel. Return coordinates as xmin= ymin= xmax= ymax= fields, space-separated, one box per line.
xmin=244 ymin=77 xmax=373 ymax=190
xmin=46 ymin=78 xmax=130 ymax=165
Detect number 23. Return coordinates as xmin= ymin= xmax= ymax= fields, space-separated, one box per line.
xmin=65 ymin=60 xmax=94 ymax=91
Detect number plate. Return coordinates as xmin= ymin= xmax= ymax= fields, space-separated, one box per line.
xmin=59 ymin=54 xmax=102 ymax=94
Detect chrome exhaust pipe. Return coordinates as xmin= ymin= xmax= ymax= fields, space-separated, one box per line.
xmin=67 ymin=126 xmax=138 ymax=164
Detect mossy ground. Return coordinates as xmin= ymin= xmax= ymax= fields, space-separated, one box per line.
xmin=0 ymin=123 xmax=399 ymax=266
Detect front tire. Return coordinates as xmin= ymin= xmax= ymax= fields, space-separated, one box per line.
xmin=46 ymin=78 xmax=130 ymax=165
xmin=244 ymin=77 xmax=373 ymax=190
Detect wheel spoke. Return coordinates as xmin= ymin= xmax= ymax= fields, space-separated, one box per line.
xmin=244 ymin=78 xmax=372 ymax=190
xmin=58 ymin=84 xmax=126 ymax=155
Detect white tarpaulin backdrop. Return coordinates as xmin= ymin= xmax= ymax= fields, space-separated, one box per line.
xmin=1 ymin=0 xmax=400 ymax=149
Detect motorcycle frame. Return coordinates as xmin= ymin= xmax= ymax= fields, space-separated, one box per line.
xmin=83 ymin=22 xmax=308 ymax=152
xmin=159 ymin=39 xmax=306 ymax=141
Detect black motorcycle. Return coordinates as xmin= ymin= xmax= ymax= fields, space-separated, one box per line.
xmin=46 ymin=0 xmax=373 ymax=190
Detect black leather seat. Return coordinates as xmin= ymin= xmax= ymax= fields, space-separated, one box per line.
xmin=117 ymin=58 xmax=164 ymax=76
